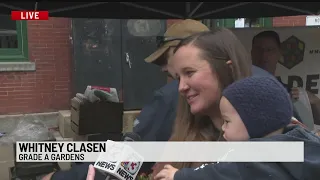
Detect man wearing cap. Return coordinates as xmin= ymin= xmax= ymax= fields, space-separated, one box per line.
xmin=133 ymin=19 xmax=211 ymax=142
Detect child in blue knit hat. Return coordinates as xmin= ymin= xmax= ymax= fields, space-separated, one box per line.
xmin=155 ymin=76 xmax=320 ymax=180
xmin=220 ymin=76 xmax=293 ymax=140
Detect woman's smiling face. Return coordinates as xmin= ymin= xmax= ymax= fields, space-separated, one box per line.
xmin=169 ymin=45 xmax=221 ymax=115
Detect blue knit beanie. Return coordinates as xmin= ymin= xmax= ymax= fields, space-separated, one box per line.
xmin=222 ymin=76 xmax=293 ymax=139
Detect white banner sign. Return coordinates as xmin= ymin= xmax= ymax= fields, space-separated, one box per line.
xmin=306 ymin=16 xmax=320 ymax=26
xmin=232 ymin=27 xmax=320 ymax=98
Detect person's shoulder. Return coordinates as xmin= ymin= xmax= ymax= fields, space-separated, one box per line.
xmin=251 ymin=65 xmax=273 ymax=77
xmin=154 ymin=80 xmax=179 ymax=102
xmin=157 ymin=80 xmax=179 ymax=95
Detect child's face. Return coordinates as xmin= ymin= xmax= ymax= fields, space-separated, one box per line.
xmin=220 ymin=96 xmax=250 ymax=141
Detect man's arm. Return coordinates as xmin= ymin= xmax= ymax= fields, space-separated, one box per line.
xmin=134 ymin=88 xmax=177 ymax=174
xmin=133 ymin=84 xmax=177 ymax=141
xmin=133 ymin=91 xmax=165 ymax=141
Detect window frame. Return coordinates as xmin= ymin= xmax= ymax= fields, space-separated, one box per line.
xmin=0 ymin=20 xmax=29 ymax=62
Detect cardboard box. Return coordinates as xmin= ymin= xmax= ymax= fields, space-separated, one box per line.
xmin=0 ymin=145 xmax=14 ymax=180
xmin=122 ymin=110 xmax=141 ymax=133
xmin=51 ymin=130 xmax=73 ymax=170
xmin=58 ymin=110 xmax=73 ymax=138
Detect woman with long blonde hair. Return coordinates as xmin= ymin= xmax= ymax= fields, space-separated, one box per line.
xmin=151 ymin=28 xmax=252 ymax=173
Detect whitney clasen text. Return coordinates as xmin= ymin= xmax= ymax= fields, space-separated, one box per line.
xmin=17 ymin=142 xmax=107 ymax=161
xmin=18 ymin=142 xmax=106 ymax=153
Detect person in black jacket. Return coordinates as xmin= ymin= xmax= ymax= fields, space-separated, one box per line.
xmin=155 ymin=76 xmax=320 ymax=180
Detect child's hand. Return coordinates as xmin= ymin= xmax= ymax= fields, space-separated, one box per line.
xmin=154 ymin=164 xmax=178 ymax=180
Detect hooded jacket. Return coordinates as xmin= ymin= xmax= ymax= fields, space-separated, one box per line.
xmin=174 ymin=125 xmax=320 ymax=180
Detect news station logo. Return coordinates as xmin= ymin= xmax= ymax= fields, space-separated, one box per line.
xmin=121 ymin=161 xmax=140 ymax=175
xmin=11 ymin=11 xmax=49 ymax=20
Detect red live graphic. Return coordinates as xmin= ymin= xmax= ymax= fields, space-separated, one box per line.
xmin=11 ymin=11 xmax=49 ymax=20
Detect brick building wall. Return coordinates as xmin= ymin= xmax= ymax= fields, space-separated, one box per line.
xmin=273 ymin=15 xmax=306 ymax=27
xmin=0 ymin=18 xmax=72 ymax=114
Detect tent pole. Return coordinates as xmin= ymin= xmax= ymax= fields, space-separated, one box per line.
xmin=120 ymin=2 xmax=184 ymax=19
xmin=188 ymin=2 xmax=203 ymax=18
xmin=259 ymin=2 xmax=316 ymax=15
xmin=49 ymin=2 xmax=108 ymax=14
xmin=194 ymin=2 xmax=252 ymax=19
xmin=34 ymin=2 xmax=38 ymax=11
xmin=185 ymin=2 xmax=190 ymax=19
xmin=0 ymin=3 xmax=24 ymax=10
